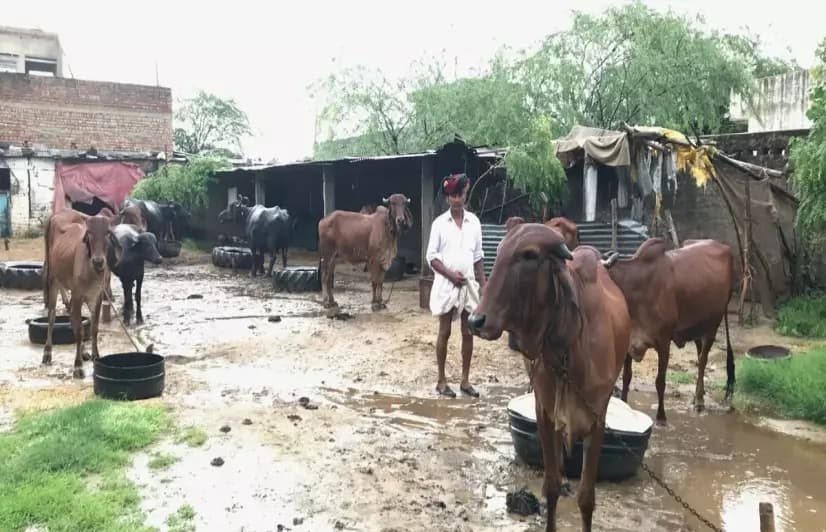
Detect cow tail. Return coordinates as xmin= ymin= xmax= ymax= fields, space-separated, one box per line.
xmin=724 ymin=310 xmax=735 ymax=402
xmin=42 ymin=217 xmax=51 ymax=309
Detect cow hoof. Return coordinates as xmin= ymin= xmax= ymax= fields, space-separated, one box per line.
xmin=81 ymin=351 xmax=92 ymax=362
xmin=73 ymin=367 xmax=85 ymax=379
xmin=41 ymin=353 xmax=52 ymax=365
xmin=136 ymin=317 xmax=144 ymax=326
xmin=656 ymin=417 xmax=667 ymax=427
xmin=371 ymin=302 xmax=387 ymax=311
xmin=694 ymin=403 xmax=705 ymax=413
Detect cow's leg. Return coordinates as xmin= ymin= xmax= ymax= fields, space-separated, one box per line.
xmin=89 ymin=294 xmax=103 ymax=361
xmin=620 ymin=354 xmax=633 ymax=402
xmin=267 ymin=250 xmax=277 ymax=277
xmin=536 ymin=403 xmax=561 ymax=531
xmin=42 ymin=283 xmax=58 ymax=365
xmin=693 ymin=331 xmax=716 ymax=412
xmin=369 ymin=263 xmax=386 ymax=311
xmin=71 ymin=297 xmax=86 ymax=379
xmin=249 ymin=249 xmax=258 ymax=278
xmin=325 ymin=255 xmax=339 ymax=308
xmin=135 ymin=272 xmax=144 ymax=325
xmin=577 ymin=423 xmax=605 ymax=532
xmin=655 ymin=344 xmax=671 ymax=425
xmin=121 ymin=278 xmax=134 ymax=325
xmin=282 ymin=247 xmax=288 ymax=269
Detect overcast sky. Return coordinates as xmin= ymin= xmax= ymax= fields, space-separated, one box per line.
xmin=7 ymin=0 xmax=823 ymax=161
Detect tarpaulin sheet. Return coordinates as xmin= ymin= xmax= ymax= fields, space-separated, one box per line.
xmin=554 ymin=125 xmax=631 ymax=168
xmin=53 ymin=161 xmax=143 ymax=213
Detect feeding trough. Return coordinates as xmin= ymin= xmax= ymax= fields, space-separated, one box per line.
xmin=507 ymin=393 xmax=653 ymax=481
xmin=93 ymin=352 xmax=165 ymax=401
xmin=746 ymin=344 xmax=791 ymax=361
xmin=26 ymin=316 xmax=90 ymax=345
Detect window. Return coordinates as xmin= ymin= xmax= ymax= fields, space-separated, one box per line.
xmin=0 ymin=53 xmax=18 ymax=73
xmin=0 ymin=168 xmax=10 ymax=190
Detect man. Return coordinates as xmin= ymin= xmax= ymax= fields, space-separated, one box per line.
xmin=425 ymin=173 xmax=486 ymax=398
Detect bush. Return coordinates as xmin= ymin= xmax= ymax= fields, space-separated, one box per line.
xmin=738 ymin=348 xmax=826 ymax=425
xmin=776 ymin=295 xmax=826 ymax=338
xmin=131 ymin=155 xmax=229 ymax=211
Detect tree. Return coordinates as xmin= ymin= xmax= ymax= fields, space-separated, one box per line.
xmin=789 ymin=39 xmax=826 ymax=243
xmin=131 ymin=155 xmax=229 ymax=211
xmin=173 ymin=91 xmax=252 ymax=157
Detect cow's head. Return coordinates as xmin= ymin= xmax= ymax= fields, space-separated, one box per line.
xmin=218 ymin=195 xmax=250 ymax=224
xmin=83 ymin=215 xmax=119 ymax=274
xmin=468 ymin=223 xmax=578 ymax=361
xmin=115 ymin=225 xmax=163 ymax=267
xmin=381 ymin=193 xmax=413 ymax=233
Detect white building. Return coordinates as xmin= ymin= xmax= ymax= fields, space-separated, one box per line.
xmin=729 ymin=69 xmax=813 ymax=132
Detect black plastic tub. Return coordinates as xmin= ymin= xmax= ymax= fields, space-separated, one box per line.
xmin=507 ymin=393 xmax=653 ymax=481
xmin=157 ymin=240 xmax=181 ymax=258
xmin=93 ymin=352 xmax=165 ymax=401
xmin=26 ymin=316 xmax=90 ymax=345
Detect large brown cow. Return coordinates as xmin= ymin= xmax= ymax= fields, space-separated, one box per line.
xmin=42 ymin=209 xmax=121 ymax=378
xmin=468 ymin=223 xmax=630 ymax=532
xmin=545 ymin=216 xmax=579 ymax=249
xmin=318 ymin=193 xmax=413 ymax=311
xmin=602 ymin=238 xmax=736 ymax=424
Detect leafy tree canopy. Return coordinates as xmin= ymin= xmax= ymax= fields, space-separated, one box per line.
xmin=173 ymin=91 xmax=252 ymax=158
xmin=131 ymin=155 xmax=229 ymax=211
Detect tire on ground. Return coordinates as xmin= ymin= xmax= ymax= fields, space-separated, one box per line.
xmin=0 ymin=261 xmax=44 ymax=290
xmin=211 ymin=246 xmax=253 ymax=269
xmin=157 ymin=240 xmax=182 ymax=258
xmin=272 ymin=267 xmax=321 ymax=292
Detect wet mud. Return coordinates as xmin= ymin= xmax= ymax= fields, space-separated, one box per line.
xmin=2 ymin=243 xmax=826 ymax=531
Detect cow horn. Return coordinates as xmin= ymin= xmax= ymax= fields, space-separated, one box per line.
xmin=551 ymin=242 xmax=573 ymax=261
xmin=406 ymin=197 xmax=411 ymax=204
xmin=382 ymin=197 xmax=389 ymax=204
xmin=601 ymin=252 xmax=620 ymax=269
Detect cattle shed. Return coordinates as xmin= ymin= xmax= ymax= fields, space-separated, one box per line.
xmin=197 ymin=140 xmax=507 ymax=273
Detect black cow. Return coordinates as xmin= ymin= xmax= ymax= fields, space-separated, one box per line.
xmin=218 ymin=195 xmax=295 ymax=277
xmin=105 ymin=224 xmax=163 ymax=325
xmin=123 ymin=199 xmax=190 ymax=241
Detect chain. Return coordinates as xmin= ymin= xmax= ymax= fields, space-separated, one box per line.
xmin=102 ymin=287 xmax=144 ymax=353
xmin=529 ymin=356 xmax=723 ymax=532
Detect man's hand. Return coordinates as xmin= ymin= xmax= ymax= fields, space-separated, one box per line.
xmin=450 ymin=271 xmax=467 ymax=287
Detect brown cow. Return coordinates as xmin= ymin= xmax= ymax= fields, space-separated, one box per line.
xmin=42 ymin=209 xmax=121 ymax=378
xmin=545 ymin=216 xmax=579 ymax=249
xmin=318 ymin=194 xmax=413 ymax=311
xmin=468 ymin=223 xmax=630 ymax=532
xmin=602 ymin=238 xmax=736 ymax=423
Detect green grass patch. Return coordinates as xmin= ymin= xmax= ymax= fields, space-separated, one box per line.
xmin=736 ymin=347 xmax=826 ymax=425
xmin=666 ymin=371 xmax=694 ymax=385
xmin=148 ymin=452 xmax=179 ymax=470
xmin=182 ymin=238 xmax=213 ymax=253
xmin=166 ymin=504 xmax=196 ymax=532
xmin=0 ymin=398 xmax=170 ymax=531
xmin=175 ymin=426 xmax=207 ymax=447
xmin=776 ymin=295 xmax=826 ymax=338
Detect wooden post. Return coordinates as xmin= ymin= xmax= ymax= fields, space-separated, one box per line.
xmin=739 ymin=176 xmax=753 ymax=325
xmin=610 ymin=198 xmax=618 ymax=253
xmin=420 ymin=156 xmax=435 ymax=275
xmin=664 ymin=209 xmax=680 ymax=248
xmin=759 ymin=502 xmax=776 ymax=532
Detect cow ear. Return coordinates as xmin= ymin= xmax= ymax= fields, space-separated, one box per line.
xmin=108 ymin=230 xmax=125 ymax=265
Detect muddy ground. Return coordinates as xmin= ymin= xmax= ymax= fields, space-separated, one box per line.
xmin=2 ymin=237 xmax=826 ymax=532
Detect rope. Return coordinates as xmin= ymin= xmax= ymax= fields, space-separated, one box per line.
xmin=102 ymin=288 xmax=144 ymax=353
xmin=529 ymin=354 xmax=723 ymax=532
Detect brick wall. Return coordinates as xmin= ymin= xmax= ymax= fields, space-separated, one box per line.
xmin=0 ymin=73 xmax=172 ymax=153
xmin=701 ymin=129 xmax=809 ymax=172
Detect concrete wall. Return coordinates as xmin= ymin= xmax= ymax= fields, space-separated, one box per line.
xmin=730 ymin=70 xmax=812 ymax=132
xmin=702 ymin=129 xmax=809 ymax=172
xmin=4 ymin=157 xmax=55 ymax=235
xmin=0 ymin=73 xmax=172 ymax=153
xmin=0 ymin=26 xmax=62 ymax=75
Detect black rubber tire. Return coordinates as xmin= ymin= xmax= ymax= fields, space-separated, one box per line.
xmin=211 ymin=246 xmax=253 ymax=269
xmin=157 ymin=240 xmax=182 ymax=258
xmin=27 ymin=315 xmax=91 ymax=345
xmin=93 ymin=352 xmax=165 ymax=401
xmin=272 ymin=267 xmax=321 ymax=292
xmin=0 ymin=261 xmax=44 ymax=290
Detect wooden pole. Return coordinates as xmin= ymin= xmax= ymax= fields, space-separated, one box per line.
xmin=664 ymin=209 xmax=680 ymax=248
xmin=759 ymin=502 xmax=776 ymax=532
xmin=610 ymin=198 xmax=618 ymax=253
xmin=739 ymin=176 xmax=753 ymax=325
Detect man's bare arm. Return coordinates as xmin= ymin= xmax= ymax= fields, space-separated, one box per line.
xmin=431 ymin=258 xmax=464 ymax=286
xmin=473 ymin=259 xmax=486 ymax=289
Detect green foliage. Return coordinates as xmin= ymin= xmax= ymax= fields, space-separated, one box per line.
xmin=175 ymin=425 xmax=207 ymax=447
xmin=310 ymin=2 xmax=790 ymax=207
xmin=132 ymin=155 xmax=228 ymax=211
xmin=790 ymin=39 xmax=826 ymax=243
xmin=174 ymin=90 xmax=252 ymax=156
xmin=148 ymin=452 xmax=179 ymax=470
xmin=166 ymin=504 xmax=196 ymax=532
xmin=0 ymin=399 xmax=169 ymax=531
xmin=666 ymin=371 xmax=694 ymax=385
xmin=737 ymin=347 xmax=826 ymax=425
xmin=776 ymin=294 xmax=826 ymax=338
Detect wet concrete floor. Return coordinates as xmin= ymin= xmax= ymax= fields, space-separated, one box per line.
xmin=1 ymin=247 xmax=826 ymax=531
